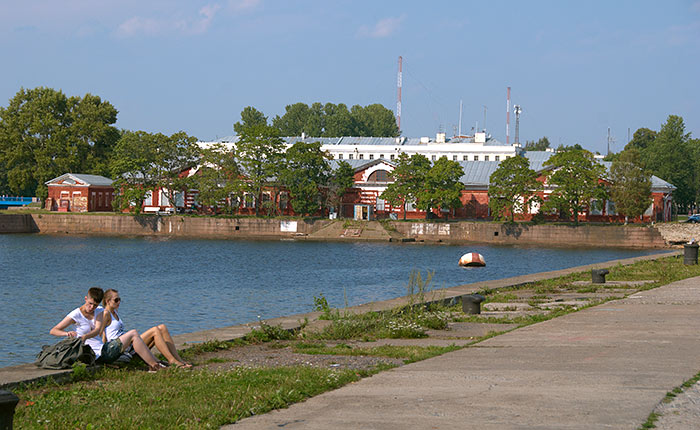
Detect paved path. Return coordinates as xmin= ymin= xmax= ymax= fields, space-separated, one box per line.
xmin=225 ymin=275 xmax=700 ymax=430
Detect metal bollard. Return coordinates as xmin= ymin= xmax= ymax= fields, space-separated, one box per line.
xmin=684 ymin=243 xmax=699 ymax=265
xmin=461 ymin=294 xmax=485 ymax=314
xmin=591 ymin=269 xmax=609 ymax=284
xmin=0 ymin=390 xmax=20 ymax=430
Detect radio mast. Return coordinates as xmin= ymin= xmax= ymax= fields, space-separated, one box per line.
xmin=396 ymin=56 xmax=402 ymax=132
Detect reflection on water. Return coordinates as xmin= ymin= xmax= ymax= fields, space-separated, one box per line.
xmin=0 ymin=234 xmax=663 ymax=367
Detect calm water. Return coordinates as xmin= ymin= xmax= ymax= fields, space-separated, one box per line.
xmin=0 ymin=234 xmax=663 ymax=367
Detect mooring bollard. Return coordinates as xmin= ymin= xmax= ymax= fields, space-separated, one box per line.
xmin=591 ymin=269 xmax=609 ymax=284
xmin=684 ymin=243 xmax=699 ymax=265
xmin=462 ymin=294 xmax=485 ymax=314
xmin=0 ymin=390 xmax=20 ymax=430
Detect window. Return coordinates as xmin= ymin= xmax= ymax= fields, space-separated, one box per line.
xmin=431 ymin=155 xmax=436 ymax=161
xmin=60 ymin=191 xmax=69 ymax=198
xmin=376 ymin=198 xmax=385 ymax=211
xmin=379 ymin=154 xmax=384 ymax=159
xmin=338 ymin=154 xmax=343 ymax=160
xmin=144 ymin=191 xmax=152 ymax=206
xmin=349 ymin=154 xmax=354 ymax=160
xmin=463 ymin=155 xmax=468 ymax=161
xmin=367 ymin=170 xmax=391 ymax=183
xmin=244 ymin=193 xmax=254 ymax=208
xmin=485 ymin=155 xmax=490 ymax=161
xmin=473 ymin=155 xmax=479 ymax=161
xmin=98 ymin=192 xmax=103 ymax=207
xmin=279 ymin=192 xmax=289 ymax=210
xmin=369 ymin=154 xmax=374 ymax=160
xmin=390 ymin=154 xmax=395 ymax=160
xmin=453 ymin=155 xmax=457 ymax=161
xmin=359 ymin=154 xmax=364 ymax=160
xmin=495 ymin=155 xmax=500 ymax=161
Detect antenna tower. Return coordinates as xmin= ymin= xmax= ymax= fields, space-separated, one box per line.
xmin=396 ymin=56 xmax=402 ymax=132
xmin=506 ymin=87 xmax=511 ymax=145
xmin=458 ymin=100 xmax=463 ymax=136
xmin=514 ymin=105 xmax=522 ymax=144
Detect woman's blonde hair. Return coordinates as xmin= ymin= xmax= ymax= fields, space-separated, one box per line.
xmin=103 ymin=289 xmax=119 ymax=307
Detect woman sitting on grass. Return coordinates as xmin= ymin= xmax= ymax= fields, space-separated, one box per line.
xmin=102 ymin=289 xmax=192 ymax=368
xmin=50 ymin=287 xmax=164 ymax=372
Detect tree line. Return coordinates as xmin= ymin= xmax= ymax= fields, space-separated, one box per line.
xmin=0 ymin=87 xmax=397 ymax=204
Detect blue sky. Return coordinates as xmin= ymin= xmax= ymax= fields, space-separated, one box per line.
xmin=1 ymin=0 xmax=698 ymax=154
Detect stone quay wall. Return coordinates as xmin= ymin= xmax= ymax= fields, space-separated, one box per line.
xmin=0 ymin=214 xmax=38 ymax=233
xmin=17 ymin=213 xmax=330 ymax=239
xmin=389 ymin=221 xmax=667 ymax=248
xmin=0 ymin=213 xmax=675 ymax=248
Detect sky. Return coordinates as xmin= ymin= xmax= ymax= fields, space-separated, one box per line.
xmin=1 ymin=0 xmax=699 ymax=154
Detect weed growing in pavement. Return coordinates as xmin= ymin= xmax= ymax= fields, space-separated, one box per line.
xmin=482 ymin=292 xmax=519 ymax=303
xmin=246 ymin=319 xmax=299 ymax=342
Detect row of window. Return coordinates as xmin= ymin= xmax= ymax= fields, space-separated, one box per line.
xmin=335 ymin=153 xmax=510 ymax=162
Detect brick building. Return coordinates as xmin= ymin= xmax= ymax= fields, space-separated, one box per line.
xmin=45 ymin=173 xmax=114 ymax=212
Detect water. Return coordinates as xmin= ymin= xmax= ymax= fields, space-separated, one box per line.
xmin=0 ymin=234 xmax=663 ymax=367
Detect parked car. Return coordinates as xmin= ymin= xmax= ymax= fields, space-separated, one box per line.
xmin=685 ymin=214 xmax=700 ymax=223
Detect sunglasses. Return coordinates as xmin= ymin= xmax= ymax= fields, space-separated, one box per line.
xmin=113 ymin=297 xmax=121 ymax=303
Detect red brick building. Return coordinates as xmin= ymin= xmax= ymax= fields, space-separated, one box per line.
xmin=45 ymin=173 xmax=114 ymax=212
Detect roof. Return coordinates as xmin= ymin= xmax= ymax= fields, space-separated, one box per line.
xmin=209 ymin=135 xmax=511 ymax=147
xmin=45 ymin=173 xmax=114 ymax=187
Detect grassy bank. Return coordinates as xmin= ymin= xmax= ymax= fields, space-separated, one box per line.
xmin=12 ymin=254 xmax=700 ymax=429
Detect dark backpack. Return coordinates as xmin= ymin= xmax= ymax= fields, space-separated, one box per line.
xmin=34 ymin=337 xmax=96 ymax=369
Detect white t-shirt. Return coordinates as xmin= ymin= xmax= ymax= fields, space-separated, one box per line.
xmin=67 ymin=306 xmax=104 ymax=357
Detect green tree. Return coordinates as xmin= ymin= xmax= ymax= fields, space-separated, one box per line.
xmin=380 ymin=153 xmax=431 ymax=220
xmin=280 ymin=141 xmax=331 ymax=216
xmin=272 ymin=103 xmax=311 ymax=136
xmin=416 ymin=157 xmax=464 ymax=219
xmin=0 ymin=87 xmax=119 ymax=198
xmin=323 ymin=103 xmax=354 ymax=137
xmin=523 ymin=136 xmax=551 ymax=151
xmin=543 ymin=149 xmax=607 ymax=224
xmin=488 ymin=156 xmax=542 ymax=222
xmin=233 ymin=106 xmax=268 ymax=135
xmin=608 ymin=149 xmax=651 ymax=223
xmin=624 ymin=127 xmax=657 ymax=152
xmin=326 ymin=160 xmax=355 ymax=216
xmin=642 ymin=115 xmax=694 ymax=210
xmin=350 ymin=104 xmax=399 ymax=137
xmin=194 ymin=144 xmax=241 ymax=212
xmin=155 ymin=131 xmax=200 ymax=212
xmin=234 ymin=114 xmax=285 ymax=216
xmin=109 ymin=131 xmax=161 ymax=212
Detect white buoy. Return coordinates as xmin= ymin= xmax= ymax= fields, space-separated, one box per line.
xmin=459 ymin=252 xmax=486 ymax=267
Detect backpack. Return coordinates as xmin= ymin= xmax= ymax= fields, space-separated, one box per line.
xmin=34 ymin=337 xmax=96 ymax=369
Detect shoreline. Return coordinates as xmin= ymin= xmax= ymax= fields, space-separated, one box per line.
xmin=0 ymin=249 xmax=678 ymax=389
xmin=0 ymin=212 xmax=675 ymax=248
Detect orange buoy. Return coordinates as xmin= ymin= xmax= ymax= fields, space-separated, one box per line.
xmin=459 ymin=252 xmax=486 ymax=267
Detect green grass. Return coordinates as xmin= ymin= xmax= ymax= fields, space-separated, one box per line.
xmin=292 ymin=342 xmax=462 ymax=364
xmin=13 ymin=365 xmax=382 ymax=430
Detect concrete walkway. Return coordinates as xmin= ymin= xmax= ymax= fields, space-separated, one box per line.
xmin=225 ymin=275 xmax=700 ymax=430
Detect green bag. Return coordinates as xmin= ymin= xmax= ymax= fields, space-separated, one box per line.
xmin=34 ymin=337 xmax=96 ymax=369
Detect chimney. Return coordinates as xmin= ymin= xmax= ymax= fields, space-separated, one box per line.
xmin=436 ymin=132 xmax=446 ymax=143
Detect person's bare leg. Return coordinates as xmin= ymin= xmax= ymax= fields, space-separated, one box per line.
xmin=155 ymin=324 xmax=190 ymax=366
xmin=141 ymin=326 xmax=180 ymax=364
xmin=119 ymin=330 xmax=159 ymax=369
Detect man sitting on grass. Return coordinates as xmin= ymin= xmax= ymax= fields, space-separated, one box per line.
xmin=50 ymin=287 xmax=164 ymax=372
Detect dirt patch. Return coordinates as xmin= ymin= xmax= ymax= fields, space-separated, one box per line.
xmin=194 ymin=341 xmax=404 ymax=372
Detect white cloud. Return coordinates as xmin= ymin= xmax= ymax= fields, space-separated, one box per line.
xmin=116 ymin=3 xmax=221 ymax=37
xmin=357 ymin=15 xmax=405 ymax=39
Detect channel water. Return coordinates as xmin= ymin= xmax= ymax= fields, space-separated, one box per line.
xmin=0 ymin=234 xmax=663 ymax=367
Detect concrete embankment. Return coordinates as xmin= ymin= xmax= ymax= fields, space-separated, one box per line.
xmin=0 ymin=250 xmax=678 ymax=389
xmin=0 ymin=213 xmax=676 ymax=248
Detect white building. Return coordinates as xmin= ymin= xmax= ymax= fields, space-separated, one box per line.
xmin=201 ymin=132 xmax=522 ymax=162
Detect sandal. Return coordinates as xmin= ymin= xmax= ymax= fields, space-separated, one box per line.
xmin=147 ymin=363 xmax=165 ymax=373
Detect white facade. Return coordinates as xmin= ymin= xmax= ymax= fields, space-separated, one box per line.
xmin=201 ymin=132 xmax=522 ymax=162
